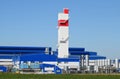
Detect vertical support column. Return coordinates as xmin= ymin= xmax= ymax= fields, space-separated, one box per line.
xmin=79 ymin=55 xmax=82 ymax=71
xmin=80 ymin=55 xmax=85 ymax=72
xmin=94 ymin=60 xmax=99 ymax=73
xmin=107 ymin=59 xmax=111 ymax=73
xmin=85 ymin=55 xmax=89 ymax=71
xmin=85 ymin=55 xmax=89 ymax=67
xmin=115 ymin=58 xmax=119 ymax=69
xmin=81 ymin=55 xmax=84 ymax=67
xmin=102 ymin=59 xmax=105 ymax=66
xmin=97 ymin=60 xmax=100 ymax=67
xmin=105 ymin=59 xmax=108 ymax=66
xmin=107 ymin=59 xmax=111 ymax=66
xmin=99 ymin=60 xmax=101 ymax=67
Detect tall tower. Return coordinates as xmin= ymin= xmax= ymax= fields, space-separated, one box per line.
xmin=58 ymin=8 xmax=69 ymax=58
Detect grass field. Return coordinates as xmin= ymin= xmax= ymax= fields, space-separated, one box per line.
xmin=0 ymin=73 xmax=120 ymax=79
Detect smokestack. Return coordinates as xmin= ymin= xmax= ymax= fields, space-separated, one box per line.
xmin=58 ymin=8 xmax=69 ymax=58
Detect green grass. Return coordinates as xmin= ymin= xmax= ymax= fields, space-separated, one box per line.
xmin=0 ymin=73 xmax=120 ymax=79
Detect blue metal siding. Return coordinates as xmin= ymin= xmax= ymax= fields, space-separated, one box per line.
xmin=20 ymin=53 xmax=106 ymax=62
xmin=56 ymin=48 xmax=85 ymax=52
xmin=0 ymin=50 xmax=45 ymax=54
xmin=86 ymin=52 xmax=97 ymax=55
xmin=0 ymin=46 xmax=51 ymax=54
xmin=39 ymin=64 xmax=62 ymax=74
xmin=70 ymin=51 xmax=89 ymax=55
xmin=20 ymin=54 xmax=57 ymax=62
xmin=58 ymin=58 xmax=79 ymax=62
xmin=0 ymin=46 xmax=51 ymax=50
xmin=69 ymin=47 xmax=85 ymax=51
xmin=54 ymin=51 xmax=97 ymax=56
xmin=89 ymin=55 xmax=106 ymax=60
xmin=0 ymin=46 xmax=106 ymax=62
xmin=69 ymin=55 xmax=106 ymax=60
xmin=0 ymin=66 xmax=7 ymax=72
xmin=0 ymin=56 xmax=13 ymax=59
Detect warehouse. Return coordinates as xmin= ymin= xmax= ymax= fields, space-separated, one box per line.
xmin=0 ymin=46 xmax=106 ymax=73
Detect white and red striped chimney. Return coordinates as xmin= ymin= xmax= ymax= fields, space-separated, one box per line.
xmin=58 ymin=8 xmax=69 ymax=58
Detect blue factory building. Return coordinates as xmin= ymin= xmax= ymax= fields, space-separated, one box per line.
xmin=0 ymin=46 xmax=106 ymax=74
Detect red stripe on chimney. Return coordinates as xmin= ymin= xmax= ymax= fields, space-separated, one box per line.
xmin=58 ymin=20 xmax=69 ymax=27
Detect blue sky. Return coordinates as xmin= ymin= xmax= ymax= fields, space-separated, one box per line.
xmin=0 ymin=0 xmax=120 ymax=59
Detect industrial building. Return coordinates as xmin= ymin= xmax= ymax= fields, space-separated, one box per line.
xmin=0 ymin=8 xmax=119 ymax=74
